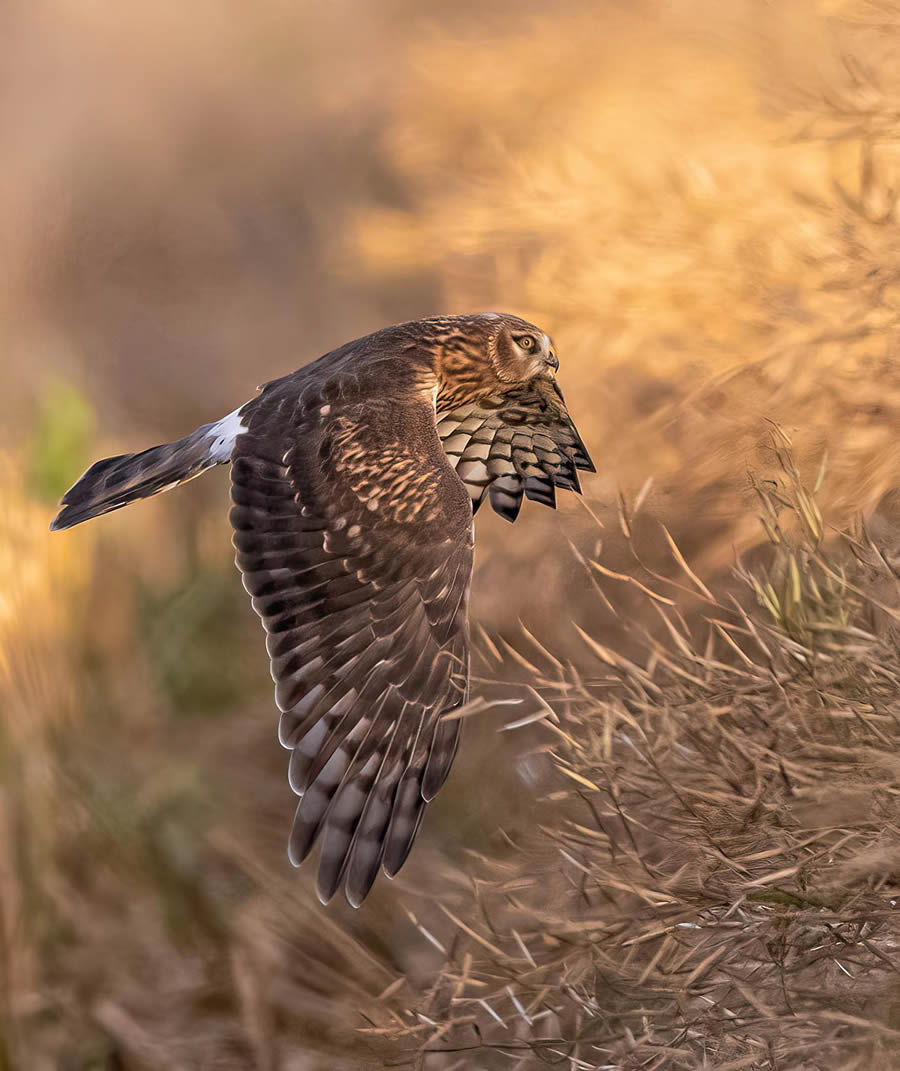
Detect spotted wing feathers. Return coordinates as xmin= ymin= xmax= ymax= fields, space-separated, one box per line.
xmin=231 ymin=385 xmax=473 ymax=906
xmin=437 ymin=378 xmax=594 ymax=522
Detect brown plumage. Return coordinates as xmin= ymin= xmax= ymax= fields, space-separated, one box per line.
xmin=51 ymin=313 xmax=594 ymax=905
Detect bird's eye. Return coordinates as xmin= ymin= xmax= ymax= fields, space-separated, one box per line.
xmin=517 ymin=336 xmax=535 ymax=350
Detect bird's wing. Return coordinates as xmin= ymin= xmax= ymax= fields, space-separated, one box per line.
xmin=436 ymin=376 xmax=595 ymax=522
xmin=230 ymin=380 xmax=474 ymax=907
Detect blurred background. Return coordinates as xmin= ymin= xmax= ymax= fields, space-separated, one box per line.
xmin=3 ymin=0 xmax=900 ymax=1067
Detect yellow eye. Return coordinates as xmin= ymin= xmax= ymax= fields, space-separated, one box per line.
xmin=518 ymin=335 xmax=535 ymax=350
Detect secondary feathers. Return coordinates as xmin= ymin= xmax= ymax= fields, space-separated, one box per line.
xmin=51 ymin=313 xmax=594 ymax=905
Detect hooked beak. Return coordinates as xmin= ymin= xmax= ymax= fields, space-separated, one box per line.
xmin=543 ymin=333 xmax=559 ymax=372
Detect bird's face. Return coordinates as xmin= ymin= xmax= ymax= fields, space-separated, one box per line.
xmin=425 ymin=313 xmax=560 ymax=410
xmin=489 ymin=315 xmax=559 ymax=384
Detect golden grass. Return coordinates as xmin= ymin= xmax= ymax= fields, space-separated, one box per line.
xmin=379 ymin=444 xmax=900 ymax=1071
xmin=348 ymin=0 xmax=900 ymax=599
xmin=0 ymin=454 xmax=400 ymax=1069
xmin=2 ymin=1 xmax=900 ymax=1068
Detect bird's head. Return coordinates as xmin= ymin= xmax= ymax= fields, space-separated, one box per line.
xmin=485 ymin=312 xmax=559 ymax=383
xmin=422 ymin=312 xmax=560 ymax=410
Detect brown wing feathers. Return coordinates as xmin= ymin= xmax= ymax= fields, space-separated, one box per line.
xmin=231 ymin=384 xmax=473 ymax=905
xmin=437 ymin=378 xmax=595 ymax=522
xmin=52 ymin=313 xmax=594 ymax=907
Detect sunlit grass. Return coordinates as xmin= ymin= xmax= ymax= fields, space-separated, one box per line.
xmin=349 ymin=2 xmax=900 ymax=587
xmin=2 ymin=1 xmax=900 ymax=1068
xmin=381 ymin=444 xmax=900 ymax=1070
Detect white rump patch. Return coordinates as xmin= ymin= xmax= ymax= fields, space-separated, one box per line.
xmin=205 ymin=406 xmax=248 ymax=462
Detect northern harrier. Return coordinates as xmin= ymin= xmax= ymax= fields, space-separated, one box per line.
xmin=51 ymin=313 xmax=594 ymax=905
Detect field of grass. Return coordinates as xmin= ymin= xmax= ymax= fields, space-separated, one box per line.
xmin=2 ymin=1 xmax=900 ymax=1068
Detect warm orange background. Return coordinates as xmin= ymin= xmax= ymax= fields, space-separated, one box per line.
xmin=2 ymin=2 xmax=900 ymax=1067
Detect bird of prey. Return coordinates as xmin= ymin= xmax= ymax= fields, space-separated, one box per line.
xmin=51 ymin=313 xmax=594 ymax=906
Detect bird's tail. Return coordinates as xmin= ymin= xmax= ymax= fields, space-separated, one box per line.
xmin=50 ymin=406 xmax=248 ymax=531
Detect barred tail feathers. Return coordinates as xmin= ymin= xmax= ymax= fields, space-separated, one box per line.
xmin=49 ymin=407 xmax=248 ymax=531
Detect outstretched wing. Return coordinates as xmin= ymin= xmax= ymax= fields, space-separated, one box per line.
xmin=436 ymin=377 xmax=595 ymax=522
xmin=230 ymin=380 xmax=474 ymax=907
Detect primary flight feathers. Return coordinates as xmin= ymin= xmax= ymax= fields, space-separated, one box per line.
xmin=52 ymin=313 xmax=594 ymax=905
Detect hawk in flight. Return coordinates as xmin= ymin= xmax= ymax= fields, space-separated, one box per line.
xmin=51 ymin=313 xmax=594 ymax=905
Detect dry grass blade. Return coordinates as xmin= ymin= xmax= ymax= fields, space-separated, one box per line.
xmin=6 ymin=1 xmax=900 ymax=1067
xmin=389 ymin=442 xmax=900 ymax=1069
xmin=660 ymin=525 xmax=715 ymax=602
